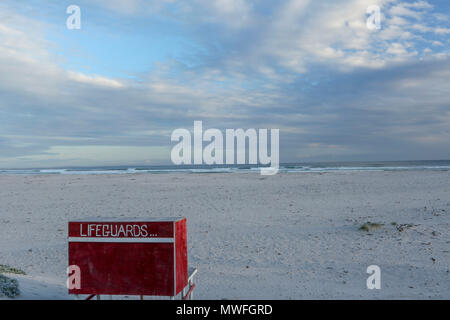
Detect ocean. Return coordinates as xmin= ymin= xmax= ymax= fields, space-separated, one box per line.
xmin=1 ymin=160 xmax=450 ymax=175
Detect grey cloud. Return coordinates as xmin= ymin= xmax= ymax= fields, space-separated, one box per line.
xmin=0 ymin=2 xmax=450 ymax=167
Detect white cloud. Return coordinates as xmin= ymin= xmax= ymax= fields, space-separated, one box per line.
xmin=434 ymin=27 xmax=450 ymax=35
xmin=403 ymin=1 xmax=433 ymax=10
xmin=387 ymin=42 xmax=409 ymax=55
xmin=85 ymin=0 xmax=449 ymax=76
xmin=68 ymin=71 xmax=124 ymax=88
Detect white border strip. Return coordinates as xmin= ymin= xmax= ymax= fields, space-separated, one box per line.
xmin=173 ymin=222 xmax=176 ymax=296
xmin=68 ymin=237 xmax=174 ymax=243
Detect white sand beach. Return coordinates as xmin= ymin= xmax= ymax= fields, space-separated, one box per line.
xmin=0 ymin=171 xmax=449 ymax=299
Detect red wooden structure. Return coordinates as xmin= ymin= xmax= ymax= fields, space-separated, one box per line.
xmin=68 ymin=217 xmax=195 ymax=299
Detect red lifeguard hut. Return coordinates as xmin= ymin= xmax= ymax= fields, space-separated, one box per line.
xmin=68 ymin=217 xmax=196 ymax=300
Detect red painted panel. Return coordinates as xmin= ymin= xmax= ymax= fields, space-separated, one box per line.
xmin=69 ymin=242 xmax=174 ymax=296
xmin=175 ymin=218 xmax=188 ymax=294
xmin=68 ymin=218 xmax=187 ymax=297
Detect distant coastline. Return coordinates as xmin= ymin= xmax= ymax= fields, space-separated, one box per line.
xmin=1 ymin=160 xmax=450 ymax=175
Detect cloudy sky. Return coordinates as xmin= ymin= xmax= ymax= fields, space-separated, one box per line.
xmin=0 ymin=0 xmax=449 ymax=168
